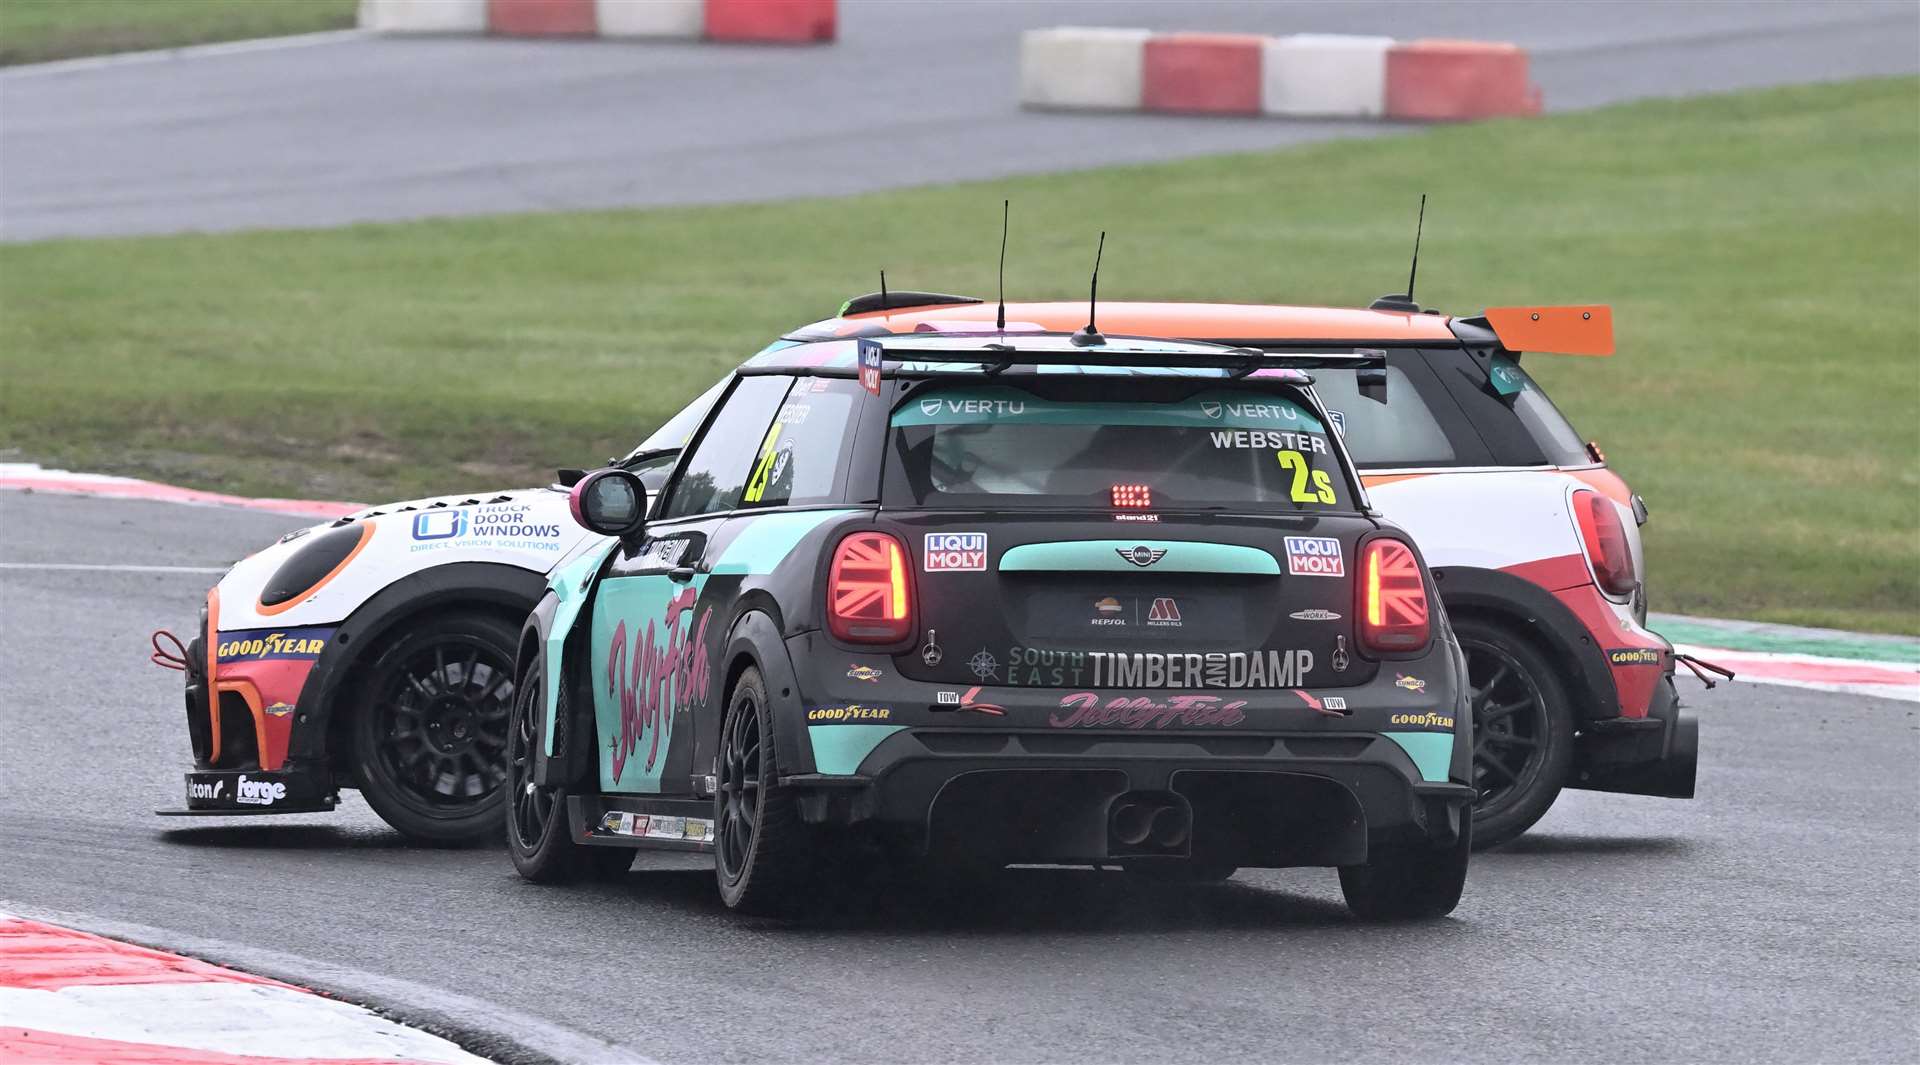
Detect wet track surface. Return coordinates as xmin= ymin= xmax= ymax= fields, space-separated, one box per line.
xmin=3 ymin=0 xmax=1917 ymax=241
xmin=3 ymin=490 xmax=1915 ymax=1063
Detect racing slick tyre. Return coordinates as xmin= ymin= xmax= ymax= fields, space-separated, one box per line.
xmin=506 ymin=660 xmax=634 ymax=883
xmin=352 ymin=612 xmax=520 ymax=844
xmin=1454 ymin=617 xmax=1576 ymax=850
xmin=715 ymin=666 xmax=823 ymax=916
xmin=1338 ymin=816 xmax=1471 ymax=920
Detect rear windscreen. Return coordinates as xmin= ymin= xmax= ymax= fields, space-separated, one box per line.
xmin=885 ymin=383 xmax=1354 ymax=512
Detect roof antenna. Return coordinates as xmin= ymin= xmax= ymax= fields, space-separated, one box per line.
xmin=1406 ymin=193 xmax=1426 ymax=304
xmin=995 ymin=200 xmax=1009 ymax=332
xmin=1368 ymin=195 xmax=1427 ymax=313
xmin=879 ymin=268 xmax=888 ymax=310
xmin=1070 ymin=231 xmax=1106 ymax=347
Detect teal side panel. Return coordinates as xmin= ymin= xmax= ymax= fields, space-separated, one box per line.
xmin=809 ymin=724 xmax=906 ymax=775
xmin=999 ymin=540 xmax=1280 ymax=575
xmin=592 ymin=572 xmax=711 ymax=794
xmin=709 ymin=509 xmax=859 ymax=575
xmin=542 ymin=538 xmax=618 ymax=757
xmin=1384 ymin=732 xmax=1454 ymax=783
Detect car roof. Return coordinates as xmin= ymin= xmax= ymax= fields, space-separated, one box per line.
xmin=787 ymin=301 xmax=1461 ymax=345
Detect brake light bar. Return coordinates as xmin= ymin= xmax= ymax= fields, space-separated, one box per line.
xmin=827 ymin=532 xmax=914 ymax=644
xmin=1111 ymin=484 xmax=1152 ymax=509
xmin=1358 ymin=539 xmax=1430 ymax=654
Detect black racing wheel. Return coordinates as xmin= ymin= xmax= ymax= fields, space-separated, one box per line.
xmin=1454 ymin=617 xmax=1576 ymax=849
xmin=351 ymin=611 xmax=517 ymax=844
xmin=506 ymin=655 xmax=633 ymax=882
xmin=715 ymin=666 xmax=824 ymax=915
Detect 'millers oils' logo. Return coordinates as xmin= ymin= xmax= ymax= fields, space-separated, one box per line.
xmin=217 ymin=628 xmax=333 ymax=662
xmin=1608 ymin=648 xmax=1662 ymax=666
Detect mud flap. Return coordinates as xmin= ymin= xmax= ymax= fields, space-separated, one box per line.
xmin=1570 ymin=675 xmax=1697 ymax=799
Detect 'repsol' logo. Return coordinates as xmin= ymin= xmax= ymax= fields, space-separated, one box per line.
xmin=234 ymin=775 xmax=287 ymax=806
xmin=187 ymin=779 xmax=224 ymax=801
xmin=411 ymin=510 xmax=468 ymax=541
xmin=1091 ymin=596 xmax=1127 ymax=626
xmin=1116 ymin=545 xmax=1167 ymax=568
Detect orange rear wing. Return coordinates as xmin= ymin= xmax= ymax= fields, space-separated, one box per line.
xmin=1483 ymin=305 xmax=1613 ymax=356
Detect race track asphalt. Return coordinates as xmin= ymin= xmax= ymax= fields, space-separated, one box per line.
xmin=3 ymin=0 xmax=1917 ymax=241
xmin=2 ymin=489 xmax=1915 ymax=1064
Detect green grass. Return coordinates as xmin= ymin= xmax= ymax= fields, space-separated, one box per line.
xmin=0 ymin=0 xmax=356 ymax=66
xmin=2 ymin=78 xmax=1916 ymax=633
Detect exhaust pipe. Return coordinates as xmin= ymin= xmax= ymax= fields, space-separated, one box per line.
xmin=1147 ymin=804 xmax=1190 ymax=848
xmin=1111 ymin=802 xmax=1152 ymax=846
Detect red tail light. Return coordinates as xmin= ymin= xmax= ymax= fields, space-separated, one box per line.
xmin=1573 ymin=489 xmax=1637 ymax=598
xmin=826 ymin=532 xmax=913 ymax=644
xmin=1358 ymin=539 xmax=1430 ymax=654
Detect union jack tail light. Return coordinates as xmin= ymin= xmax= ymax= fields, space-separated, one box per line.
xmin=1358 ymin=539 xmax=1430 ymax=654
xmin=826 ymin=532 xmax=913 ymax=644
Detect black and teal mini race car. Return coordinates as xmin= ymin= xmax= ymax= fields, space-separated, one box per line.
xmin=505 ymin=330 xmax=1476 ymax=918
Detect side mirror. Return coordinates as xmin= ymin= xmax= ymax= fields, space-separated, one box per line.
xmin=568 ymin=468 xmax=648 ymax=545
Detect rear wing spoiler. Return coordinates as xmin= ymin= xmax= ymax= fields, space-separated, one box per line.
xmin=1461 ymin=305 xmax=1614 ymax=356
xmin=864 ymin=340 xmax=1385 ymax=378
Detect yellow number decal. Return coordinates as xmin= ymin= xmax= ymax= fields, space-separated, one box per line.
xmin=1277 ymin=450 xmax=1335 ymax=505
xmin=743 ymin=422 xmax=784 ymax=503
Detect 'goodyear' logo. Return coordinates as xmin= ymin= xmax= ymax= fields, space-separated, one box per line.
xmin=1608 ymin=648 xmax=1662 ymax=667
xmin=217 ymin=628 xmax=332 ymax=662
xmin=806 ymin=704 xmax=891 ymax=724
xmin=1390 ymin=712 xmax=1454 ymax=729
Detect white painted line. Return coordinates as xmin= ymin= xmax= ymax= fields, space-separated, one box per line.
xmin=0 ymin=29 xmax=370 ymax=80
xmin=0 ymin=562 xmax=228 ymax=574
xmin=0 ymin=983 xmax=491 ymax=1064
xmin=2 ymin=901 xmax=657 ymax=1065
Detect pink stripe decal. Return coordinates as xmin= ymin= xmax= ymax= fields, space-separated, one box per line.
xmin=0 ymin=471 xmax=359 ymax=520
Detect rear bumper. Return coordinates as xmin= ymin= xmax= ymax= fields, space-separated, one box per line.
xmin=785 ymin=729 xmax=1473 ymax=867
xmin=1571 ymin=673 xmax=1697 ymax=799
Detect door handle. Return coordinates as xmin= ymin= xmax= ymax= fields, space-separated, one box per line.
xmin=668 ymin=566 xmax=697 ymax=583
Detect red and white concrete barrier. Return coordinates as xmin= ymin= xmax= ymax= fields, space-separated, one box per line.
xmin=359 ymin=0 xmax=834 ymax=43
xmin=1021 ymin=27 xmax=1540 ymax=121
xmin=0 ymin=913 xmax=488 ymax=1064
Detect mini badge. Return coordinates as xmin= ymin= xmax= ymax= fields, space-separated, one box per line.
xmin=1284 ymin=536 xmax=1344 ymax=577
xmin=857 ymin=338 xmax=884 ymax=396
xmin=1290 ymin=609 xmax=1341 ymax=622
xmin=924 ymin=532 xmax=987 ymax=572
xmin=846 ymin=665 xmax=883 ymax=683
xmin=1117 ymin=545 xmax=1167 ymax=568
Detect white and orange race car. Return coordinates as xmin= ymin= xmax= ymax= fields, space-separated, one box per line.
xmin=777 ymin=292 xmax=1703 ymax=846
